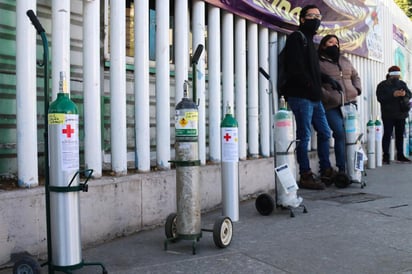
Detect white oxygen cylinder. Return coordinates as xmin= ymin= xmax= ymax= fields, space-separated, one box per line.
xmin=310 ymin=125 xmax=317 ymax=151
xmin=390 ymin=136 xmax=395 ymax=161
xmin=343 ymin=104 xmax=361 ymax=182
xmin=366 ymin=119 xmax=376 ymax=169
xmin=275 ymin=96 xmax=301 ymax=207
xmin=375 ymin=117 xmax=383 ymax=167
xmin=409 ymin=114 xmax=412 ymax=155
xmin=404 ymin=118 xmax=409 ymax=157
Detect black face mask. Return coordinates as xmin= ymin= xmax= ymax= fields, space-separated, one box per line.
xmin=390 ymin=78 xmax=400 ymax=85
xmin=324 ymin=45 xmax=340 ymax=62
xmin=301 ymin=19 xmax=321 ymax=34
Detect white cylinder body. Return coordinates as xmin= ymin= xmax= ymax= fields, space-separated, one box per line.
xmin=344 ymin=109 xmax=361 ymax=182
xmin=367 ymin=123 xmax=376 ymax=169
xmin=175 ymin=105 xmax=201 ymax=236
xmin=221 ymin=127 xmax=239 ymax=222
xmin=48 ymin=113 xmax=81 ymax=267
xmin=375 ymin=121 xmax=383 ymax=167
xmin=274 ymin=109 xmax=299 ymax=207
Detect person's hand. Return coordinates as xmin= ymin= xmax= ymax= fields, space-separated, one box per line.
xmin=394 ymin=89 xmax=406 ymax=97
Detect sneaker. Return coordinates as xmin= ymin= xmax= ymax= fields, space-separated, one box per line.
xmin=396 ymin=155 xmax=411 ymax=163
xmin=320 ymin=167 xmax=337 ymax=186
xmin=299 ymin=172 xmax=325 ymax=190
xmin=383 ymin=154 xmax=390 ymax=165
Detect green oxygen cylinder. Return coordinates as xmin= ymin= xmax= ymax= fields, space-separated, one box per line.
xmin=48 ymin=71 xmax=82 ymax=268
xmin=220 ymin=104 xmax=239 ymax=222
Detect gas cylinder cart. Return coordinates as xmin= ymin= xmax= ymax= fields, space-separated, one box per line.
xmin=12 ymin=11 xmax=107 ymax=274
xmin=254 ymin=68 xmax=307 ymax=218
xmin=164 ymin=45 xmax=233 ymax=255
xmin=331 ymin=91 xmax=367 ymax=189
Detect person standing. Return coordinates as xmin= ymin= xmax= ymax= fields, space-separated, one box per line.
xmin=282 ymin=4 xmax=335 ymax=190
xmin=318 ymin=34 xmax=362 ymax=175
xmin=376 ymin=66 xmax=411 ymax=164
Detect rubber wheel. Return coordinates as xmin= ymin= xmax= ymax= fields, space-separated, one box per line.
xmin=13 ymin=255 xmax=41 ymax=274
xmin=165 ymin=213 xmax=177 ymax=240
xmin=255 ymin=193 xmax=275 ymax=216
xmin=213 ymin=216 xmax=233 ymax=248
xmin=334 ymin=173 xmax=350 ymax=188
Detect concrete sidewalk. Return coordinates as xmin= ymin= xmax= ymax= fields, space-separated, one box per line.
xmin=3 ymin=162 xmax=412 ymax=274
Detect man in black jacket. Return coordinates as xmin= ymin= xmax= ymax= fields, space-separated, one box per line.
xmin=283 ymin=4 xmax=335 ymax=190
xmin=376 ymin=65 xmax=411 ymax=164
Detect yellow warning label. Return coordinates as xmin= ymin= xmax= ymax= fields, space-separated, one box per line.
xmin=185 ymin=112 xmax=198 ymax=121
xmin=48 ymin=113 xmax=65 ymax=125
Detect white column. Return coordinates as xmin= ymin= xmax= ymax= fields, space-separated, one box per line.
xmin=83 ymin=0 xmax=102 ymax=177
xmin=235 ymin=17 xmax=247 ymax=160
xmin=269 ymin=31 xmax=278 ymax=156
xmin=156 ymin=0 xmax=170 ymax=169
xmin=222 ymin=11 xmax=234 ymax=112
xmin=16 ymin=0 xmax=38 ymax=187
xmin=259 ymin=27 xmax=270 ymax=157
xmin=52 ymin=0 xmax=70 ymax=99
xmin=135 ymin=0 xmax=150 ymax=172
xmin=174 ymin=0 xmax=189 ymax=102
xmin=207 ymin=6 xmax=221 ymax=163
xmin=192 ymin=0 xmax=206 ymax=165
xmin=110 ymin=0 xmax=127 ymax=175
xmin=247 ymin=22 xmax=259 ymax=157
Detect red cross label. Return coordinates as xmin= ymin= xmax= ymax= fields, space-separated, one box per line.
xmin=224 ymin=133 xmax=231 ymax=142
xmin=62 ymin=124 xmax=75 ymax=138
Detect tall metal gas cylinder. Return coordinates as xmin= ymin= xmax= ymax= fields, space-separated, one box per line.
xmin=409 ymin=114 xmax=412 ymax=155
xmin=366 ymin=118 xmax=376 ymax=169
xmin=220 ymin=104 xmax=239 ymax=222
xmin=274 ymin=96 xmax=301 ymax=207
xmin=343 ymin=104 xmax=361 ymax=181
xmin=375 ymin=117 xmax=383 ymax=167
xmin=48 ymin=71 xmax=82 ymax=267
xmin=275 ymin=96 xmax=296 ymax=177
xmin=404 ymin=117 xmax=410 ymax=157
xmin=174 ymin=82 xmax=201 ymax=238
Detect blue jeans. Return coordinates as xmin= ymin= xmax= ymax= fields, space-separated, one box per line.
xmin=325 ymin=107 xmax=345 ymax=172
xmin=287 ymin=97 xmax=331 ymax=174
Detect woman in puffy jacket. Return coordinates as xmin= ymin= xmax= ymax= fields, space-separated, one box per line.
xmin=318 ymin=34 xmax=362 ymax=174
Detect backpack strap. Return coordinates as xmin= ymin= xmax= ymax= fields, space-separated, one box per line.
xmin=296 ymin=31 xmax=307 ymax=47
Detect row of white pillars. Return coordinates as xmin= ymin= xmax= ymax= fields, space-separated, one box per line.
xmin=16 ymin=1 xmax=277 ymax=185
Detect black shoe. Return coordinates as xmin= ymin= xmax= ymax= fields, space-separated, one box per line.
xmin=383 ymin=154 xmax=390 ymax=165
xmin=320 ymin=167 xmax=337 ymax=186
xmin=397 ymin=155 xmax=411 ymax=163
xmin=299 ymin=172 xmax=325 ymax=190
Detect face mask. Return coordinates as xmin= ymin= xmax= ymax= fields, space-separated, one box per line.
xmin=390 ymin=78 xmax=400 ymax=85
xmin=324 ymin=45 xmax=340 ymax=61
xmin=301 ymin=19 xmax=321 ymax=34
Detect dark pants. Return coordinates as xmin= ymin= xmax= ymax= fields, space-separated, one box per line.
xmin=382 ymin=117 xmax=406 ymax=158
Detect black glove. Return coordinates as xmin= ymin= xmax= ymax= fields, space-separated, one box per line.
xmin=330 ymin=79 xmax=342 ymax=91
xmin=321 ymin=73 xmax=342 ymax=91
